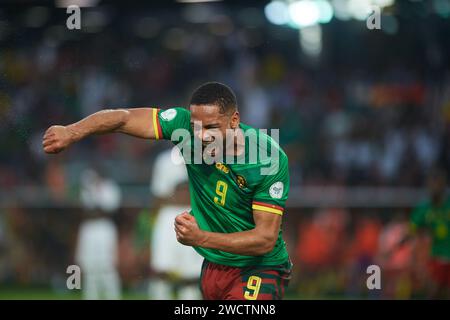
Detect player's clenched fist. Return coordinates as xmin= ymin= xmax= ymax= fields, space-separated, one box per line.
xmin=174 ymin=211 xmax=206 ymax=247
xmin=42 ymin=125 xmax=74 ymax=154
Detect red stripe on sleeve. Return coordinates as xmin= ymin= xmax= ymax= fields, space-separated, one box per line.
xmin=252 ymin=201 xmax=284 ymax=212
xmin=156 ymin=108 xmax=163 ymax=138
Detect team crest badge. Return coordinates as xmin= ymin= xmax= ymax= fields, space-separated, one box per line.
xmin=160 ymin=108 xmax=177 ymax=121
xmin=236 ymin=175 xmax=246 ymax=189
xmin=269 ymin=181 xmax=284 ymax=199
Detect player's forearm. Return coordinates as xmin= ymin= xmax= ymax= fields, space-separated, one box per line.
xmin=198 ymin=229 xmax=275 ymax=256
xmin=66 ymin=109 xmax=130 ymax=142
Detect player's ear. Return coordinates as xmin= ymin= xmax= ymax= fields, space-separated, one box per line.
xmin=230 ymin=111 xmax=240 ymax=129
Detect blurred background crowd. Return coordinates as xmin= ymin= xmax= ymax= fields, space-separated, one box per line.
xmin=0 ymin=0 xmax=449 ymax=299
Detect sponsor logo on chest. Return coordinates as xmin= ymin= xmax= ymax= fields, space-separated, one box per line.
xmin=215 ymin=162 xmax=229 ymax=174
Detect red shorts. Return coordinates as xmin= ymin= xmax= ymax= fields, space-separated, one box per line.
xmin=200 ymin=259 xmax=292 ymax=300
xmin=428 ymin=258 xmax=450 ymax=287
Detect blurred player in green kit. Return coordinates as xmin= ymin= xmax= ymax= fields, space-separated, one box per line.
xmin=43 ymin=82 xmax=292 ymax=300
xmin=410 ymin=168 xmax=450 ymax=299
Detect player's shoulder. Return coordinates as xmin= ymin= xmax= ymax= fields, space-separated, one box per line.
xmin=233 ymin=123 xmax=288 ymax=186
xmin=240 ymin=122 xmax=288 ymax=164
xmin=159 ymin=106 xmax=190 ymax=121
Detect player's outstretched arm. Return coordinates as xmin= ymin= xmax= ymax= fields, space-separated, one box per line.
xmin=43 ymin=108 xmax=156 ymax=154
xmin=175 ymin=210 xmax=281 ymax=256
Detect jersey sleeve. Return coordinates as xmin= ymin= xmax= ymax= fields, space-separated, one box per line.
xmin=151 ymin=107 xmax=190 ymax=140
xmin=252 ymin=156 xmax=290 ymax=216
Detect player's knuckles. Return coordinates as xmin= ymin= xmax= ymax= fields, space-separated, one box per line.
xmin=176 ymin=219 xmax=188 ymax=227
xmin=180 ymin=226 xmax=189 ymax=234
xmin=44 ymin=138 xmax=54 ymax=145
xmin=186 ymin=222 xmax=197 ymax=230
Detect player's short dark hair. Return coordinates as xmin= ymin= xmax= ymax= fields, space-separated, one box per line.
xmin=189 ymin=82 xmax=238 ymax=115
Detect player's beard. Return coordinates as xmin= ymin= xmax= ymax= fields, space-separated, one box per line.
xmin=202 ymin=129 xmax=243 ymax=164
xmin=202 ymin=139 xmax=225 ymax=163
xmin=200 ymin=127 xmax=240 ymax=164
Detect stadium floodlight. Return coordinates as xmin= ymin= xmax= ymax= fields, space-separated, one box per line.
xmin=348 ymin=0 xmax=373 ymax=21
xmin=264 ymin=1 xmax=291 ymax=26
xmin=289 ymin=0 xmax=321 ymax=28
xmin=331 ymin=0 xmax=352 ymax=21
xmin=372 ymin=0 xmax=395 ymax=8
xmin=316 ymin=0 xmax=334 ymax=23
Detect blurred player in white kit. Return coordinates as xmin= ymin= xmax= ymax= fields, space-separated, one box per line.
xmin=76 ymin=169 xmax=122 ymax=300
xmin=148 ymin=147 xmax=203 ymax=300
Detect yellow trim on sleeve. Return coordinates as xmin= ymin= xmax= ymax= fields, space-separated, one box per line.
xmin=152 ymin=108 xmax=160 ymax=140
xmin=252 ymin=204 xmax=283 ymax=216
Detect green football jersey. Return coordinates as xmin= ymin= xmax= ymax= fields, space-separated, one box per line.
xmin=151 ymin=107 xmax=290 ymax=267
xmin=411 ymin=196 xmax=450 ymax=260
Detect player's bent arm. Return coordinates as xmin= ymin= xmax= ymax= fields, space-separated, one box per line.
xmin=176 ymin=210 xmax=281 ymax=256
xmin=43 ymin=108 xmax=157 ymax=154
xmin=199 ymin=210 xmax=280 ymax=256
